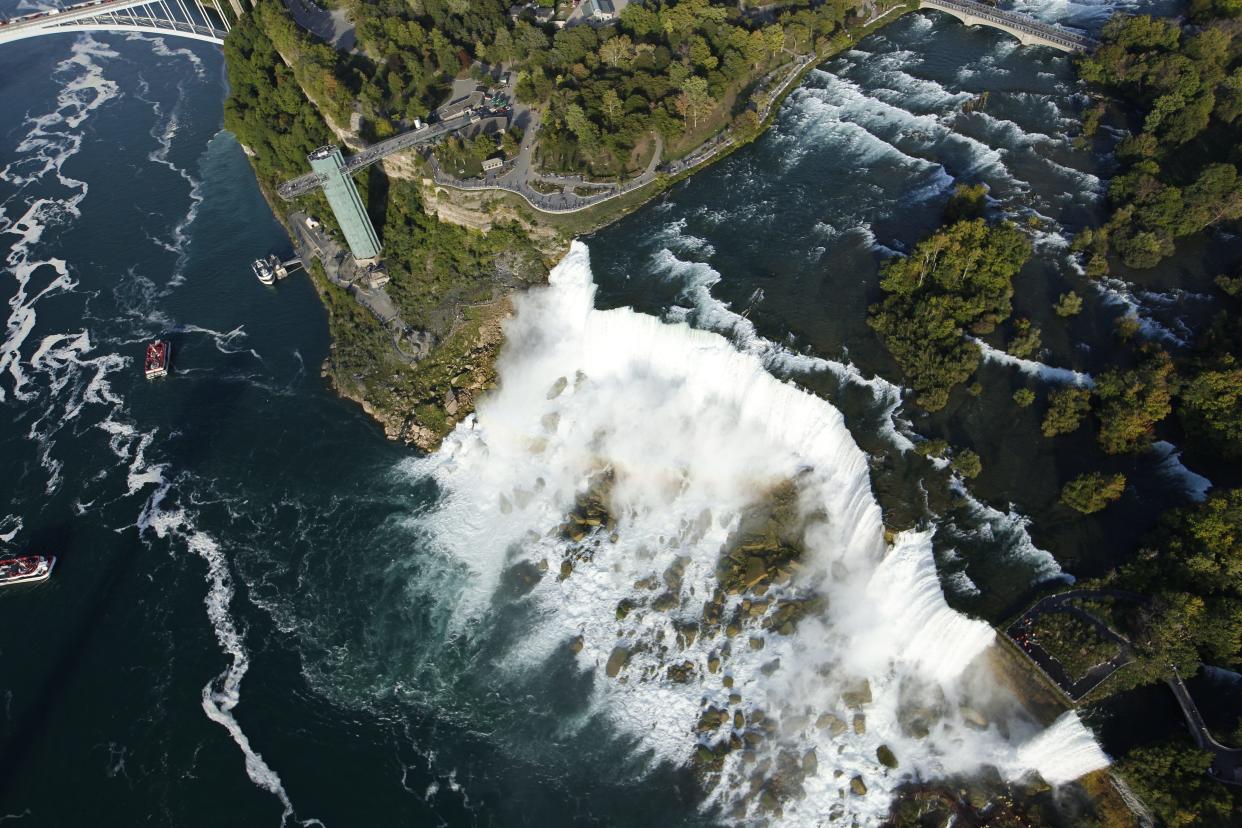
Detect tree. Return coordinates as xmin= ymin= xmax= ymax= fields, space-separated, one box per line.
xmin=561 ymin=103 xmax=601 ymax=159
xmin=620 ymin=3 xmax=660 ymax=38
xmin=1180 ymin=164 xmax=1242 ymax=233
xmin=1013 ymin=388 xmax=1036 ymax=407
xmin=1042 ymin=387 xmax=1092 ymax=437
xmin=1178 ymin=356 xmax=1242 ymax=458
xmin=675 ymin=75 xmax=714 ymax=132
xmin=763 ymin=24 xmax=785 ymax=60
xmin=1008 ymin=318 xmax=1041 ymax=358
xmin=600 ymin=88 xmax=623 ymax=127
xmin=1095 ymin=350 xmax=1175 ymax=454
xmin=952 ymin=448 xmax=982 ymax=478
xmin=1119 ymin=742 xmax=1236 ymax=827
xmin=868 ymin=219 xmax=1032 ymax=410
xmin=1061 ymin=472 xmax=1127 ymax=514
xmin=599 ymin=33 xmax=634 ymax=68
xmin=1054 ymin=290 xmax=1083 ymax=316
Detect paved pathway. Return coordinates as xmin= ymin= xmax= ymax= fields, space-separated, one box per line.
xmin=1007 ymin=589 xmax=1242 ymax=786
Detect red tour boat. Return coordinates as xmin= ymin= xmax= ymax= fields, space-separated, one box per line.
xmin=0 ymin=555 xmax=56 ymax=587
xmin=144 ymin=340 xmax=170 ymax=379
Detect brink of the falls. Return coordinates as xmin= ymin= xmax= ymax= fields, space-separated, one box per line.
xmin=409 ymin=241 xmax=1109 ymax=824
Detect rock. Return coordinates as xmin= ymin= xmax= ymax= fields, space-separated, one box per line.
xmin=749 ymin=637 xmax=765 ymax=651
xmin=667 ymin=661 xmax=695 ymax=684
xmin=722 ymin=675 xmax=734 ymax=689
xmin=903 ymin=717 xmax=930 ymax=740
xmin=815 ymin=714 xmax=847 ymax=736
xmin=707 ymin=656 xmax=721 ymax=674
xmin=850 ymin=776 xmax=867 ymax=796
xmin=803 ymin=748 xmax=818 ymax=776
xmin=546 ymin=376 xmax=568 ymax=399
xmin=734 ymin=711 xmax=745 ymax=729
xmin=876 ymin=745 xmax=899 ymax=769
xmin=853 ymin=714 xmax=866 ymax=734
xmin=748 ymin=601 xmax=768 ymax=618
xmin=559 ymin=559 xmax=573 ymax=580
xmin=726 ymin=622 xmax=740 ymax=637
xmin=616 ymin=599 xmax=635 ymax=621
xmin=697 ymin=707 xmax=728 ymax=732
xmin=569 ymin=635 xmax=584 ymax=654
xmin=653 ymin=592 xmax=678 ymax=612
xmin=961 ymin=706 xmax=989 ymax=730
xmin=605 ymin=646 xmax=630 ymax=678
xmin=842 ymin=679 xmax=872 ymax=709
xmin=759 ymin=658 xmax=780 ymax=676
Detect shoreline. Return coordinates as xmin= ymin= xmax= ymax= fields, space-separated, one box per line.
xmin=274 ymin=3 xmax=922 ymax=453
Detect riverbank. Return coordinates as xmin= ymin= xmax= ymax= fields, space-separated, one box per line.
xmin=419 ymin=1 xmax=920 ymax=243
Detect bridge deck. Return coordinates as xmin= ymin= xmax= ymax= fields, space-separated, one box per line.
xmin=277 ymin=112 xmax=476 ymax=200
xmin=0 ymin=0 xmax=228 ymax=44
xmin=921 ymin=0 xmax=1097 ymax=52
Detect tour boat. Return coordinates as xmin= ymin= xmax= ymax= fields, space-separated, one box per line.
xmin=252 ymin=256 xmax=276 ymax=285
xmin=144 ymin=339 xmax=170 ymax=379
xmin=0 ymin=554 xmax=56 ymax=587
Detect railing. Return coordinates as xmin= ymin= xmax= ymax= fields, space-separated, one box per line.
xmin=277 ymin=112 xmax=476 ymax=199
xmin=0 ymin=0 xmax=230 ymax=43
xmin=922 ymin=0 xmax=1097 ymax=52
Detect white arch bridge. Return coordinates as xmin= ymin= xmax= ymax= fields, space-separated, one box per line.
xmin=0 ymin=0 xmax=242 ymax=46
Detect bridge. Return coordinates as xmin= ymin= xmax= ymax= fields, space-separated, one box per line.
xmin=275 ymin=112 xmax=477 ymax=200
xmin=0 ymin=0 xmax=235 ymax=46
xmin=920 ymin=0 xmax=1097 ymax=53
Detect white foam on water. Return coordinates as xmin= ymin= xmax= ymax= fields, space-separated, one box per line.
xmin=1 ymin=37 xmax=122 ymax=406
xmin=406 ymin=242 xmax=1106 ymax=823
xmin=1151 ymin=441 xmax=1211 ymax=503
xmin=653 ymin=217 xmax=716 ymax=258
xmin=127 ymin=32 xmax=206 ymax=78
xmin=132 ymin=47 xmax=208 ymax=285
xmin=1091 ymin=278 xmax=1188 ymax=347
xmin=1007 ymin=711 xmax=1110 ymax=785
xmin=973 ymin=339 xmax=1095 ymax=388
xmin=0 ymin=515 xmax=22 ymax=544
xmin=648 ymin=244 xmax=914 ymax=450
xmin=948 ymin=479 xmax=1067 ymax=585
xmin=137 ymin=479 xmax=322 ymax=827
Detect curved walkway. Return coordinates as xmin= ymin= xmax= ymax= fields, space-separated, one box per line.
xmin=1007 ymin=589 xmax=1242 ymax=786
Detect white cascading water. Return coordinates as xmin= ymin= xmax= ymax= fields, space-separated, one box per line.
xmin=411 ymin=242 xmax=1108 ymax=824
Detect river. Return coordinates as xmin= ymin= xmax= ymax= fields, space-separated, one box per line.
xmin=0 ymin=1 xmax=1235 ymax=825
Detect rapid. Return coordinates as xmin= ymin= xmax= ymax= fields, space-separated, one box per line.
xmin=0 ymin=0 xmax=1217 ymax=825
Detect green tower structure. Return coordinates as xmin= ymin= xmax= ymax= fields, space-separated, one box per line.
xmin=307 ymin=145 xmax=381 ymax=261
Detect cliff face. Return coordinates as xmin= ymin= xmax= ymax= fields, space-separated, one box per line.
xmin=329 ymin=295 xmax=513 ymax=453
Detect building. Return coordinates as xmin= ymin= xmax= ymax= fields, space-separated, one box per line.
xmin=307 ymin=145 xmax=381 ymax=261
xmin=482 ymin=157 xmax=504 ymax=172
xmin=436 ymin=89 xmax=484 ymax=122
xmin=583 ymin=0 xmax=617 ymax=21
